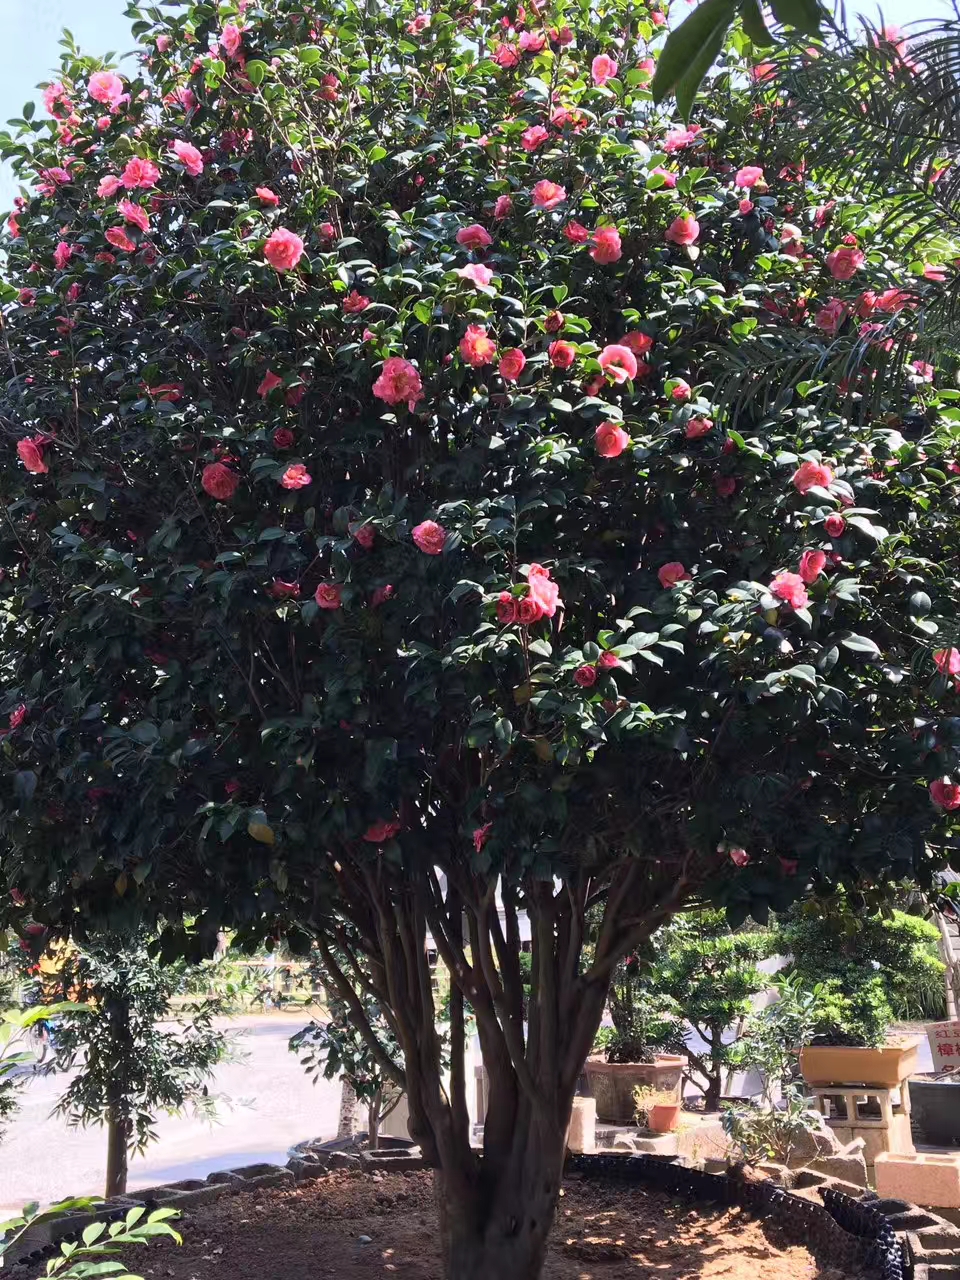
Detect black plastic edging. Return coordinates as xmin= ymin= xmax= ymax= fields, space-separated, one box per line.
xmin=565 ymin=1153 xmax=906 ymax=1280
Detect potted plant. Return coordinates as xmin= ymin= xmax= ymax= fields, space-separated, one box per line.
xmin=796 ymin=977 xmax=921 ymax=1087
xmin=583 ymin=953 xmax=686 ymax=1124
xmin=634 ymin=1084 xmax=682 ymax=1134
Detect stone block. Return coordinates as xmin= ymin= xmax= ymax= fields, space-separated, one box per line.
xmin=803 ymin=1153 xmax=869 ymax=1188
xmin=224 ymin=1162 xmax=294 ymax=1190
xmin=756 ymin=1162 xmax=792 ymax=1186
xmin=328 ymin=1151 xmax=362 ymax=1170
xmin=358 ymin=1150 xmax=426 ymax=1173
xmin=908 ymin=1226 xmax=960 ymax=1265
xmin=206 ymin=1170 xmax=245 ymax=1187
xmin=286 ymin=1158 xmax=330 ymax=1182
xmin=675 ymin=1118 xmax=729 ymax=1164
xmin=913 ymin=1266 xmax=960 ymax=1280
xmin=876 ymin=1153 xmax=960 ymax=1208
xmin=567 ymin=1098 xmax=597 ymax=1155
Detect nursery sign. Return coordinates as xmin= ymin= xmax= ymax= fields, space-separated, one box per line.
xmin=926 ymin=1021 xmax=960 ymax=1069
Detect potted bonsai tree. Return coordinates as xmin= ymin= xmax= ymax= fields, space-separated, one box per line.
xmin=779 ymin=903 xmax=929 ymax=1087
xmin=584 ymin=950 xmax=686 ymax=1124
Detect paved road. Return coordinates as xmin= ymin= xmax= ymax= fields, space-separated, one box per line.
xmin=0 ymin=1013 xmax=340 ymax=1216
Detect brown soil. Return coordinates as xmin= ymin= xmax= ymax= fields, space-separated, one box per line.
xmin=125 ymin=1170 xmax=864 ymax=1280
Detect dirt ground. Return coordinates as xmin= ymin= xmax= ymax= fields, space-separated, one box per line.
xmin=117 ymin=1169 xmax=864 ymax=1280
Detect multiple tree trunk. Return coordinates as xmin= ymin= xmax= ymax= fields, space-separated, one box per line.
xmin=313 ymin=850 xmax=699 ymax=1280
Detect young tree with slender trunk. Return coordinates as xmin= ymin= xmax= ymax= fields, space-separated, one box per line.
xmin=43 ymin=940 xmax=228 ymax=1198
xmin=2 ymin=3 xmax=960 ymax=1275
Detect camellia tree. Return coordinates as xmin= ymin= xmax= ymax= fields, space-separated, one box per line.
xmin=3 ymin=2 xmax=960 ymax=1275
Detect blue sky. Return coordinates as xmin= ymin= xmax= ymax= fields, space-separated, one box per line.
xmin=0 ymin=0 xmax=954 ymax=207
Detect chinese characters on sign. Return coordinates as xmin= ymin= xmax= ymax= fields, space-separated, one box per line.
xmin=926 ymin=1021 xmax=960 ymax=1069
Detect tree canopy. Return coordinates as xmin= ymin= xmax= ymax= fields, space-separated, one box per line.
xmin=2 ymin=2 xmax=960 ymax=1275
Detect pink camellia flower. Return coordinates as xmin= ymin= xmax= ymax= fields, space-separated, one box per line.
xmin=931 ymin=779 xmax=960 ymax=810
xmin=268 ymin=579 xmax=301 ymax=599
xmin=364 ymin=817 xmax=400 ymax=843
xmin=273 ymin=427 xmax=295 ymax=448
xmin=728 ymin=847 xmax=751 ymax=867
xmin=670 ymin=379 xmax=692 ymax=403
xmin=799 ymin=549 xmax=826 ymax=583
xmin=824 ymin=513 xmax=846 ymax=537
xmin=650 ymin=167 xmax=678 ymax=188
xmin=315 ymin=582 xmax=343 ymax=609
xmin=912 ymin=360 xmax=935 ymax=382
xmin=595 ymin=421 xmax=630 ymax=457
xmin=685 ymin=416 xmax=713 ymax=440
xmin=53 ymin=241 xmax=75 ymax=270
xmin=118 ymin=198 xmax=149 ymax=232
xmin=792 ymin=459 xmax=834 ymax=494
xmin=658 ymin=562 xmax=690 ymax=589
xmin=497 ymin=591 xmax=519 ymax=624
xmin=17 ymin=437 xmax=48 ymax=474
xmin=98 ymin=174 xmax=123 ymax=198
xmin=598 ymin=651 xmax=620 ymax=670
xmin=156 ymin=33 xmax=172 ymax=53
xmin=171 ymin=139 xmax=204 ymax=177
xmin=770 ymin=571 xmax=809 ymax=610
xmin=622 ymin=332 xmax=654 ymax=356
xmin=264 ymin=227 xmax=305 ymax=272
xmin=591 ymin=53 xmax=619 ymax=85
xmin=739 ymin=199 xmax=754 ymax=216
xmin=638 ymin=57 xmax=656 ymax=75
xmin=494 ymin=43 xmax=521 ymax=68
xmin=473 ymin=822 xmax=492 ymax=853
xmin=548 ymin=340 xmax=577 ymax=369
xmin=532 ymin=179 xmax=566 ymax=209
xmin=343 ymin=290 xmax=371 ymax=313
xmin=256 ymin=187 xmax=280 ymax=206
xmin=545 ymin=310 xmax=565 ymax=333
xmin=373 ymin=356 xmax=423 ymax=407
xmin=281 ymin=463 xmax=311 ymax=489
xmin=18 ymin=289 xmax=36 ymax=306
xmin=221 ymin=23 xmax=243 ymax=58
xmin=201 ymin=462 xmax=239 ymax=500
xmin=518 ymin=597 xmax=543 ymax=624
xmin=371 ymin=583 xmax=395 ymax=608
xmin=456 ymin=223 xmax=492 ymax=250
xmin=460 ymin=324 xmax=497 ymax=367
xmin=590 ymin=226 xmax=622 ymax=265
xmin=735 ymin=165 xmax=765 ymax=188
xmin=574 ymin=663 xmax=597 ymax=687
xmin=564 ymin=220 xmax=589 ymax=244
xmin=493 ymin=194 xmax=513 ymax=219
xmin=105 ymin=227 xmax=137 ymax=253
xmin=825 ymin=246 xmax=865 ymax=280
xmin=663 ymin=124 xmax=701 ymax=153
xmin=258 ymin=369 xmax=284 ymax=397
xmin=816 ymin=298 xmax=848 ymax=336
xmin=412 ymin=519 xmax=447 ymax=555
xmin=88 ymin=71 xmax=124 ymax=107
xmin=527 ymin=563 xmax=561 ymax=616
xmin=519 ymin=30 xmax=547 ymax=52
xmin=521 ymin=124 xmax=550 ymax=152
xmin=934 ymin=649 xmax=960 ymax=676
xmin=8 ymin=704 xmax=27 ymax=731
xmin=122 ymin=156 xmax=160 ymax=189
xmin=666 ymin=213 xmax=700 ymax=246
xmin=499 ymin=348 xmax=526 ymax=382
xmin=598 ymin=344 xmax=638 ymax=384
xmin=456 ymin=263 xmax=494 ymax=288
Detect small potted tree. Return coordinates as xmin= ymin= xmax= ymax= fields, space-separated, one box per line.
xmin=797 ymin=977 xmax=920 ymax=1087
xmin=584 ymin=953 xmax=686 ymax=1125
xmin=779 ymin=904 xmax=929 ymax=1087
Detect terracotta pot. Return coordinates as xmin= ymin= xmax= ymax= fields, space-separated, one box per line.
xmin=799 ymin=1037 xmax=921 ymax=1088
xmin=648 ymin=1101 xmax=681 ymax=1133
xmin=583 ymin=1055 xmax=685 ymax=1124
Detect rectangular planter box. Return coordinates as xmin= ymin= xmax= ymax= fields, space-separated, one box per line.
xmin=583 ymin=1055 xmax=685 ymax=1125
xmin=799 ymin=1038 xmax=921 ymax=1087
